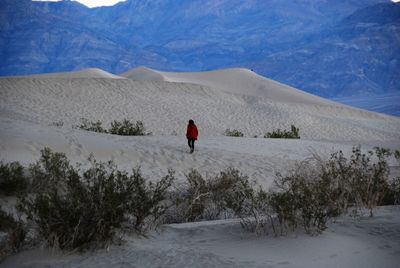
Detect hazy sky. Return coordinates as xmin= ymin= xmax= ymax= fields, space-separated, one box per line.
xmin=33 ymin=0 xmax=127 ymax=8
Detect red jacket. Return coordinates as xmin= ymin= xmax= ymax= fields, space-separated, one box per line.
xmin=186 ymin=124 xmax=198 ymax=140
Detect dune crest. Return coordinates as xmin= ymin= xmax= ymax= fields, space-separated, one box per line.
xmin=20 ymin=68 xmax=125 ymax=79
xmin=122 ymin=67 xmax=337 ymax=106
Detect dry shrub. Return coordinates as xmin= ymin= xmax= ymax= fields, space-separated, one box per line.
xmin=0 ymin=161 xmax=28 ymax=196
xmin=19 ymin=148 xmax=174 ymax=250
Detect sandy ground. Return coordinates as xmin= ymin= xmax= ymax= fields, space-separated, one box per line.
xmin=1 ymin=206 xmax=399 ymax=268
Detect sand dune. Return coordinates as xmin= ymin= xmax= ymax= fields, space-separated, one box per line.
xmin=121 ymin=66 xmax=166 ymax=81
xmin=1 ymin=68 xmax=399 ymax=141
xmin=122 ymin=67 xmax=339 ymax=106
xmin=17 ymin=68 xmax=125 ymax=79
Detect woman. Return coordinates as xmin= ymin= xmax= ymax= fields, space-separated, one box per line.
xmin=186 ymin=119 xmax=198 ymax=153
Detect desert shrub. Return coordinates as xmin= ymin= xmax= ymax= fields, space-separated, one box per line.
xmin=49 ymin=121 xmax=64 ymax=127
xmin=78 ymin=118 xmax=107 ymax=133
xmin=0 ymin=206 xmax=26 ymax=254
xmin=266 ymin=146 xmax=395 ymax=234
xmin=165 ymin=168 xmax=263 ymax=226
xmin=265 ymin=125 xmax=300 ymax=139
xmin=390 ymin=177 xmax=400 ymax=205
xmin=212 ymin=168 xmax=253 ymax=217
xmin=127 ymin=168 xmax=175 ymax=230
xmin=381 ymin=177 xmax=400 ymax=206
xmin=165 ymin=169 xmax=219 ymax=223
xmin=394 ymin=150 xmax=400 ymax=160
xmin=381 ymin=151 xmax=400 ymax=205
xmin=228 ymin=185 xmax=275 ymax=235
xmin=171 ymin=169 xmax=209 ymax=222
xmin=78 ymin=118 xmax=148 ymax=136
xmin=19 ymin=149 xmax=174 ymax=250
xmin=109 ymin=119 xmax=147 ymax=136
xmin=321 ymin=146 xmax=392 ymax=216
xmin=271 ymin=162 xmax=343 ymax=234
xmin=0 ymin=161 xmax=28 ymax=195
xmin=224 ymin=129 xmax=244 ymax=137
xmin=29 ymin=147 xmax=76 ymax=193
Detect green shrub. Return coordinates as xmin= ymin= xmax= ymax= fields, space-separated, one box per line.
xmin=381 ymin=177 xmax=400 ymax=206
xmin=9 ymin=145 xmax=398 ymax=247
xmin=29 ymin=147 xmax=76 ymax=193
xmin=109 ymin=119 xmax=147 ymax=136
xmin=50 ymin=121 xmax=64 ymax=127
xmin=394 ymin=150 xmax=400 ymax=160
xmin=267 ymin=146 xmax=395 ymax=235
xmin=127 ymin=168 xmax=175 ymax=230
xmin=0 ymin=206 xmax=26 ymax=254
xmin=272 ymin=162 xmax=342 ymax=234
xmin=173 ymin=169 xmax=209 ymax=222
xmin=265 ymin=125 xmax=300 ymax=139
xmin=78 ymin=118 xmax=148 ymax=136
xmin=381 ymin=151 xmax=400 ymax=205
xmin=78 ymin=118 xmax=107 ymax=133
xmin=0 ymin=161 xmax=28 ymax=196
xmin=322 ymin=146 xmax=392 ymax=216
xmin=224 ymin=129 xmax=244 ymax=137
xmin=165 ymin=168 xmax=258 ymax=225
xmin=19 ymin=149 xmax=174 ymax=250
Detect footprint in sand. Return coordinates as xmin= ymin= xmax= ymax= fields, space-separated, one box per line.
xmin=26 ymin=140 xmax=41 ymax=153
xmin=378 ymin=244 xmax=392 ymax=249
xmin=277 ymin=261 xmax=290 ymax=265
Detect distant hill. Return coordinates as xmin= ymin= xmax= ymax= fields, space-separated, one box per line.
xmin=0 ymin=0 xmax=398 ymax=103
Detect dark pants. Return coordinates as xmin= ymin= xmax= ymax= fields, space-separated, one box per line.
xmin=188 ymin=139 xmax=195 ymax=151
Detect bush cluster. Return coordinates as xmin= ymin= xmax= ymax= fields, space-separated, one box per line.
xmin=78 ymin=118 xmax=148 ymax=136
xmin=0 ymin=161 xmax=28 ymax=196
xmin=0 ymin=206 xmax=26 ymax=256
xmin=0 ymin=145 xmax=398 ymax=251
xmin=265 ymin=125 xmax=300 ymax=139
xmin=18 ymin=148 xmax=174 ymax=250
xmin=165 ymin=168 xmax=277 ymax=235
xmin=165 ymin=147 xmax=400 ymax=235
xmin=261 ymin=146 xmax=398 ymax=234
xmin=109 ymin=119 xmax=146 ymax=136
xmin=165 ymin=168 xmax=253 ymax=223
xmin=78 ymin=118 xmax=107 ymax=133
xmin=224 ymin=129 xmax=244 ymax=137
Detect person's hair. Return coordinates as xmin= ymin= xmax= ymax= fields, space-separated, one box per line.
xmin=188 ymin=119 xmax=194 ymax=125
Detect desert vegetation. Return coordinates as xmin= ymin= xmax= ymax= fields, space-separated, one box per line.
xmin=78 ymin=118 xmax=148 ymax=136
xmin=265 ymin=125 xmax=300 ymax=139
xmin=0 ymin=146 xmax=399 ymax=252
xmin=0 ymin=206 xmax=26 ymax=258
xmin=0 ymin=161 xmax=28 ymax=196
xmin=224 ymin=129 xmax=244 ymax=137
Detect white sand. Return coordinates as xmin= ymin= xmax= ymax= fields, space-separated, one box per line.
xmin=2 ymin=206 xmax=400 ymax=268
xmin=15 ymin=68 xmax=126 ymax=79
xmin=0 ymin=67 xmax=399 ymax=267
xmin=1 ymin=71 xmax=399 ymax=141
xmin=123 ymin=67 xmax=344 ymax=106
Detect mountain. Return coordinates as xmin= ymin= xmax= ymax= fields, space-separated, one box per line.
xmin=252 ymin=2 xmax=400 ymax=98
xmin=0 ymin=0 xmax=398 ymax=105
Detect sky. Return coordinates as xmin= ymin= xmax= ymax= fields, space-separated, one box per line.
xmin=32 ymin=0 xmax=127 ymax=8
